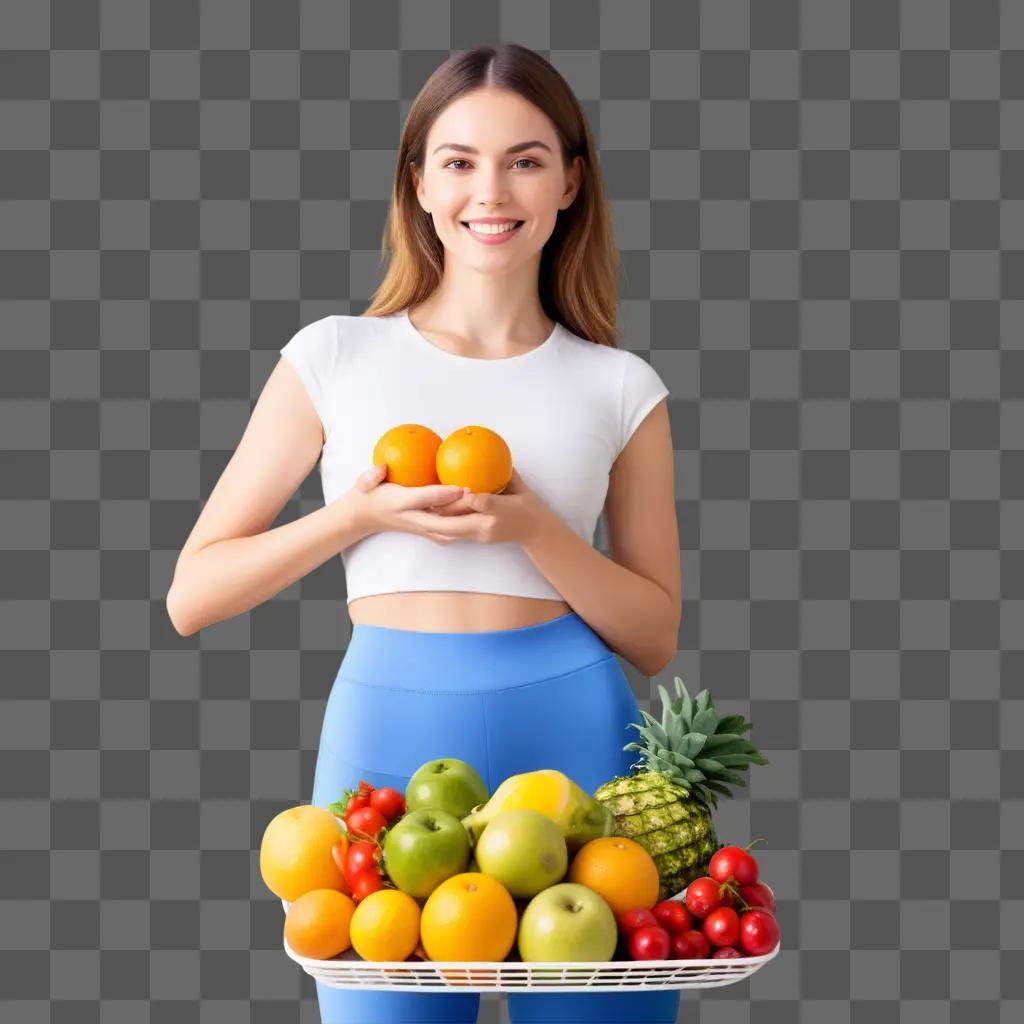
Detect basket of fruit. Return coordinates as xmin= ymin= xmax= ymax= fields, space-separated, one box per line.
xmin=261 ymin=677 xmax=781 ymax=993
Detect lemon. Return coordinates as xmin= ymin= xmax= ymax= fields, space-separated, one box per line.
xmin=349 ymin=888 xmax=421 ymax=962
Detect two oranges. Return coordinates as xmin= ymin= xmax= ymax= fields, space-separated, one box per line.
xmin=261 ymin=805 xmax=354 ymax=962
xmin=372 ymin=424 xmax=513 ymax=495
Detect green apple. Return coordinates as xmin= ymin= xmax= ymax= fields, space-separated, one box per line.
xmin=405 ymin=758 xmax=489 ymax=819
xmin=382 ymin=808 xmax=470 ymax=898
xmin=517 ymin=882 xmax=617 ymax=962
xmin=474 ymin=809 xmax=568 ymax=898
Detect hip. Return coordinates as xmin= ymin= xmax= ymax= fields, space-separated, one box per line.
xmin=315 ymin=612 xmax=642 ymax=788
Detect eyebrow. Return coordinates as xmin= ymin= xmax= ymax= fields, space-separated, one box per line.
xmin=432 ymin=140 xmax=553 ymax=156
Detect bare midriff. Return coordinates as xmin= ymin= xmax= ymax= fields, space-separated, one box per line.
xmin=347 ymin=591 xmax=572 ymax=633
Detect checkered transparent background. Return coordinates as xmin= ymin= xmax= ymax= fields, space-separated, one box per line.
xmin=2 ymin=1 xmax=1022 ymax=1022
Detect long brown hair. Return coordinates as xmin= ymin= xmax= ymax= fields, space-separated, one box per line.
xmin=362 ymin=43 xmax=622 ymax=348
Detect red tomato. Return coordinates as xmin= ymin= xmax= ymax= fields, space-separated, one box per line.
xmin=629 ymin=925 xmax=671 ymax=961
xmin=702 ymin=906 xmax=740 ymax=948
xmin=346 ymin=794 xmax=370 ymax=815
xmin=350 ymin=868 xmax=383 ymax=902
xmin=369 ymin=787 xmax=406 ymax=822
xmin=709 ymin=845 xmax=759 ymax=886
xmin=616 ymin=907 xmax=658 ymax=934
xmin=344 ymin=841 xmax=381 ymax=889
xmin=651 ymin=899 xmax=692 ymax=935
xmin=738 ymin=881 xmax=776 ymax=914
xmin=684 ymin=877 xmax=724 ymax=919
xmin=712 ymin=946 xmax=744 ymax=959
xmin=738 ymin=909 xmax=780 ymax=956
xmin=357 ymin=779 xmax=375 ymax=797
xmin=346 ymin=806 xmax=388 ymax=841
xmin=672 ymin=929 xmax=711 ymax=960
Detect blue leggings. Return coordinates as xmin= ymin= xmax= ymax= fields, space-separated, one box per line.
xmin=310 ymin=611 xmax=681 ymax=1024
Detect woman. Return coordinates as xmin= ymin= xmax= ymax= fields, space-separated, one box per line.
xmin=167 ymin=44 xmax=681 ymax=1024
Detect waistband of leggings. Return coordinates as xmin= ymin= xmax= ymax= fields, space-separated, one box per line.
xmin=338 ymin=611 xmax=614 ymax=691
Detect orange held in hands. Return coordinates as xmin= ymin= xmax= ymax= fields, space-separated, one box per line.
xmin=436 ymin=426 xmax=513 ymax=494
xmin=373 ymin=424 xmax=442 ymax=487
xmin=284 ymin=888 xmax=356 ymax=960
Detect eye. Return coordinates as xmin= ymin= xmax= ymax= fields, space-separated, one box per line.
xmin=442 ymin=158 xmax=541 ymax=171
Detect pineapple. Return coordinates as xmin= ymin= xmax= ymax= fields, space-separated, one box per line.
xmin=594 ymin=676 xmax=769 ymax=900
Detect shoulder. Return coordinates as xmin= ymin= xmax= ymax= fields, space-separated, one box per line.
xmin=555 ymin=324 xmax=657 ymax=389
xmin=555 ymin=322 xmax=630 ymax=369
xmin=281 ymin=312 xmax=400 ymax=358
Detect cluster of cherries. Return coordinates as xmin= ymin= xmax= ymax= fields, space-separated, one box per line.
xmin=330 ymin=779 xmax=406 ymax=902
xmin=616 ymin=844 xmax=781 ymax=961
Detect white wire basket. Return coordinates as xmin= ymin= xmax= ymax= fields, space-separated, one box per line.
xmin=280 ymin=891 xmax=779 ymax=993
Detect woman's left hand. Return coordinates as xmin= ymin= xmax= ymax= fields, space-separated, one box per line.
xmin=409 ymin=468 xmax=556 ymax=547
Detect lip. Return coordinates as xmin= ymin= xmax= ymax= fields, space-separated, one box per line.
xmin=461 ymin=220 xmax=524 ymax=245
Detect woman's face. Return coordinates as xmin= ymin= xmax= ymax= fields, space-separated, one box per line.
xmin=412 ymin=87 xmax=583 ymax=267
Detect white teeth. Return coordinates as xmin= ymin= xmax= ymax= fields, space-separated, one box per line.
xmin=464 ymin=221 xmax=520 ymax=235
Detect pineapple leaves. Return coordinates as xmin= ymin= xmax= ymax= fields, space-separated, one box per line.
xmin=714 ymin=752 xmax=769 ymax=768
xmin=716 ymin=714 xmax=752 ymax=736
xmin=691 ymin=708 xmax=718 ymax=737
xmin=701 ymin=733 xmax=760 ymax=756
xmin=695 ymin=689 xmax=713 ymax=715
xmin=674 ymin=733 xmax=706 ymax=761
xmin=663 ymin=745 xmax=696 ymax=770
xmin=673 ymin=676 xmax=691 ymax=702
xmin=694 ymin=757 xmax=725 ymax=775
xmin=630 ymin=713 xmax=670 ymax=750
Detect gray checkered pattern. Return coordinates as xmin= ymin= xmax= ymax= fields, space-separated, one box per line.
xmin=1 ymin=0 xmax=1020 ymax=1021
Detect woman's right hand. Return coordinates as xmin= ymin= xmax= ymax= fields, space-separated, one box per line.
xmin=346 ymin=464 xmax=465 ymax=544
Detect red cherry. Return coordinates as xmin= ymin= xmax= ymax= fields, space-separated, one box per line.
xmin=738 ymin=909 xmax=780 ymax=956
xmin=709 ymin=845 xmax=759 ymax=886
xmin=738 ymin=881 xmax=776 ymax=914
xmin=651 ymin=899 xmax=693 ymax=935
xmin=616 ymin=907 xmax=658 ymax=934
xmin=629 ymin=925 xmax=671 ymax=961
xmin=671 ymin=929 xmax=711 ymax=960
xmin=702 ymin=906 xmax=740 ymax=948
xmin=712 ymin=946 xmax=744 ymax=959
xmin=684 ymin=877 xmax=724 ymax=919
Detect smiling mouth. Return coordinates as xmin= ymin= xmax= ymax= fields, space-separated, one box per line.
xmin=460 ymin=220 xmax=525 ymax=233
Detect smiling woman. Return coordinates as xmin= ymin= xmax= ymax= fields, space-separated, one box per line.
xmin=167 ymin=41 xmax=679 ymax=1024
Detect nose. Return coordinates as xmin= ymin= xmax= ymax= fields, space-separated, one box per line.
xmin=474 ymin=165 xmax=512 ymax=207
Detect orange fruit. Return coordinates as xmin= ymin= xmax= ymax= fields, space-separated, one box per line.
xmin=260 ymin=805 xmax=347 ymax=902
xmin=373 ymin=424 xmax=442 ymax=486
xmin=420 ymin=872 xmax=517 ymax=962
xmin=566 ymin=837 xmax=660 ymax=915
xmin=284 ymin=888 xmax=356 ymax=960
xmin=436 ymin=426 xmax=512 ymax=494
xmin=349 ymin=888 xmax=421 ymax=962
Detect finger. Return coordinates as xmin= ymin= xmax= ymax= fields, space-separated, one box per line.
xmin=415 ymin=484 xmax=466 ymax=506
xmin=359 ymin=465 xmax=387 ymax=489
xmin=431 ymin=497 xmax=474 ymax=516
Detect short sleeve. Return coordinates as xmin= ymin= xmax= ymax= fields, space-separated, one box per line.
xmin=279 ymin=317 xmax=337 ymax=439
xmin=618 ymin=351 xmax=670 ymax=456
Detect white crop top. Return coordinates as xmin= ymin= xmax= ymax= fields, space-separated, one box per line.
xmin=279 ymin=310 xmax=670 ymax=604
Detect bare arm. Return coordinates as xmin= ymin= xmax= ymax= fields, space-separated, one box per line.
xmin=165 ymin=358 xmax=371 ymax=637
xmin=520 ymin=399 xmax=681 ymax=677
